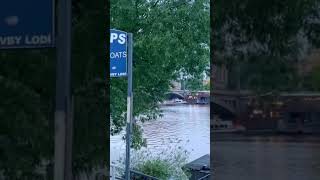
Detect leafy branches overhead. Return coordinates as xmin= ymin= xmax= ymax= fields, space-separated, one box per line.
xmin=213 ymin=0 xmax=320 ymax=93
xmin=110 ymin=0 xmax=210 ymax=135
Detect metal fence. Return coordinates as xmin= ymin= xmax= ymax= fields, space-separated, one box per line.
xmin=110 ymin=164 xmax=159 ymax=180
xmin=110 ymin=164 xmax=210 ymax=180
xmin=197 ymin=174 xmax=210 ymax=180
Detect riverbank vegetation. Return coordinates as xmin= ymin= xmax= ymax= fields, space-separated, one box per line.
xmin=110 ymin=0 xmax=210 ymax=147
xmin=126 ymin=146 xmax=191 ymax=179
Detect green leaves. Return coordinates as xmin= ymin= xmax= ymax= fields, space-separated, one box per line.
xmin=110 ymin=0 xmax=210 ymax=145
xmin=136 ymin=159 xmax=171 ymax=179
xmin=131 ymin=146 xmax=190 ymax=179
xmin=1 ymin=0 xmax=109 ymax=178
xmin=0 ymin=52 xmax=54 ymax=179
xmin=213 ymin=0 xmax=320 ymax=93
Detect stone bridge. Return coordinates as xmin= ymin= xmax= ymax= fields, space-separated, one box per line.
xmin=211 ymin=90 xmax=251 ymax=120
xmin=210 ymin=90 xmax=241 ymax=119
xmin=165 ymin=90 xmax=188 ymax=100
xmin=167 ymin=89 xmax=250 ymax=119
xmin=211 ymin=90 xmax=320 ymax=120
xmin=166 ymin=90 xmax=210 ymax=104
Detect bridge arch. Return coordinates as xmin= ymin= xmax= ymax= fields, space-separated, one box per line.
xmin=211 ymin=99 xmax=236 ymax=119
xmin=165 ymin=92 xmax=185 ymax=100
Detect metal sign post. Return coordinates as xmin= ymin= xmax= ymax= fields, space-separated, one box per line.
xmin=125 ymin=33 xmax=133 ymax=180
xmin=109 ymin=29 xmax=133 ymax=179
xmin=54 ymin=0 xmax=72 ymax=179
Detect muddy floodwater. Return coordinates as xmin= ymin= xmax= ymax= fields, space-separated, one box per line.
xmin=110 ymin=104 xmax=210 ymax=164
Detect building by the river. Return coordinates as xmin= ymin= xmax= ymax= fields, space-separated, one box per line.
xmin=243 ymin=94 xmax=320 ymax=133
xmin=196 ymin=91 xmax=210 ymax=104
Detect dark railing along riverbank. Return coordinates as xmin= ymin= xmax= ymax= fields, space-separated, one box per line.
xmin=109 ymin=165 xmax=159 ymax=180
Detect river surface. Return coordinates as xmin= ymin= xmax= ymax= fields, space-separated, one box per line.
xmin=110 ymin=104 xmax=210 ymax=164
xmin=212 ymin=134 xmax=320 ymax=180
xmin=110 ymin=105 xmax=320 ymax=179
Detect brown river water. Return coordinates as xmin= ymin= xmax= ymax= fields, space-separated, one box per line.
xmin=110 ymin=104 xmax=210 ymax=164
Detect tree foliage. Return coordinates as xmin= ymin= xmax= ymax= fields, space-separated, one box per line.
xmin=184 ymin=75 xmax=209 ymax=91
xmin=110 ymin=0 xmax=210 ymax=142
xmin=0 ymin=0 xmax=109 ymax=178
xmin=0 ymin=50 xmax=55 ymax=179
xmin=213 ymin=0 xmax=320 ymax=93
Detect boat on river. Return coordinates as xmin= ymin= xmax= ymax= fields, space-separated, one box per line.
xmin=212 ymin=116 xmax=245 ymax=133
xmin=161 ymin=98 xmax=188 ymax=106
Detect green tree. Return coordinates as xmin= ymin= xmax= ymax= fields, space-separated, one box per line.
xmin=110 ymin=0 xmax=210 ymax=146
xmin=0 ymin=0 xmax=109 ymax=178
xmin=213 ymin=0 xmax=320 ymax=93
xmin=0 ymin=50 xmax=55 ymax=179
xmin=184 ymin=74 xmax=208 ymax=91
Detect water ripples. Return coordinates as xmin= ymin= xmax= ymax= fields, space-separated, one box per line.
xmin=110 ymin=105 xmax=210 ymax=163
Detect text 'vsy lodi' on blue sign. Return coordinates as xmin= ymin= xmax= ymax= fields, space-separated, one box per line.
xmin=0 ymin=0 xmax=55 ymax=49
xmin=110 ymin=29 xmax=128 ymax=77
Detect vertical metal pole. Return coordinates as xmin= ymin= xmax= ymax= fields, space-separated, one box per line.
xmin=125 ymin=33 xmax=133 ymax=180
xmin=65 ymin=95 xmax=73 ymax=180
xmin=54 ymin=0 xmax=72 ymax=179
xmin=237 ymin=62 xmax=241 ymax=115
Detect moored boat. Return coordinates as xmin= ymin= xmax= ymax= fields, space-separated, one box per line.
xmin=211 ymin=116 xmax=245 ymax=133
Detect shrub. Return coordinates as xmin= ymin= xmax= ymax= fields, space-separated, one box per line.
xmin=136 ymin=159 xmax=171 ymax=179
xmin=131 ymin=146 xmax=191 ymax=180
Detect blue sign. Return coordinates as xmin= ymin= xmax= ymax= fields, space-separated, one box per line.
xmin=0 ymin=0 xmax=55 ymax=49
xmin=110 ymin=29 xmax=127 ymax=77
